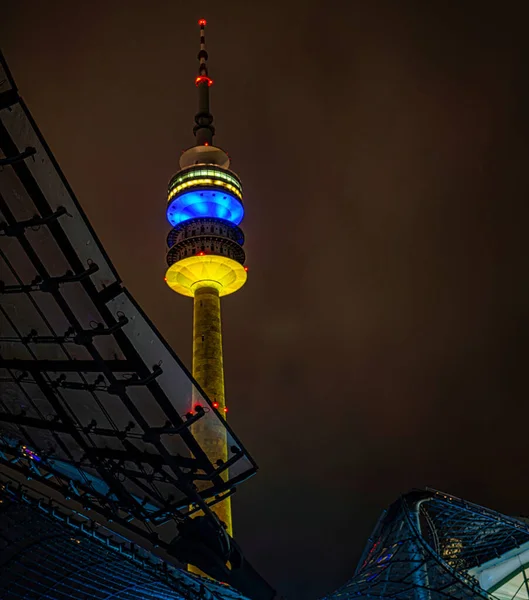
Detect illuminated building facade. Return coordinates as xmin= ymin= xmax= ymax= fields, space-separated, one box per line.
xmin=164 ymin=20 xmax=246 ymax=537
xmin=324 ymin=489 xmax=529 ymax=600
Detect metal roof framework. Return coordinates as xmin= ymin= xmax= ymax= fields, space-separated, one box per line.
xmin=0 ymin=476 xmax=250 ymax=600
xmin=0 ymin=52 xmax=257 ymax=556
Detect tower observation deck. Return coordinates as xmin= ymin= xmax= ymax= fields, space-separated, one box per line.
xmin=165 ymin=20 xmax=247 ymax=537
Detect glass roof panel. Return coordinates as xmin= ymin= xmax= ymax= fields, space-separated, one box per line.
xmin=0 ymin=53 xmax=256 ymax=548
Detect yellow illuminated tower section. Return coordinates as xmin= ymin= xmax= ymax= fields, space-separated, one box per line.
xmin=164 ymin=20 xmax=247 ymax=537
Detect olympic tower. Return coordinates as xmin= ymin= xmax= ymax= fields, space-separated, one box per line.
xmin=164 ymin=20 xmax=247 ymax=537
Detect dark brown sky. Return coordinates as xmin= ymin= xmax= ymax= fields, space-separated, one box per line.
xmin=3 ymin=1 xmax=529 ymax=598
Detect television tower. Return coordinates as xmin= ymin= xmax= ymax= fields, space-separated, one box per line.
xmin=164 ymin=19 xmax=247 ymax=537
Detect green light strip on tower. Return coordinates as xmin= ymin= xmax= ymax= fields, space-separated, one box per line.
xmin=169 ymin=167 xmax=242 ymax=195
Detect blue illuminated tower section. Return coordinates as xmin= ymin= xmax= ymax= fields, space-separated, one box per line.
xmin=164 ymin=20 xmax=247 ymax=536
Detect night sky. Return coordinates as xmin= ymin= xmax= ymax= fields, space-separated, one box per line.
xmin=3 ymin=2 xmax=529 ymax=598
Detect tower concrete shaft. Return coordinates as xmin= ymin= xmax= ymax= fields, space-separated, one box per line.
xmin=192 ymin=286 xmax=232 ymax=536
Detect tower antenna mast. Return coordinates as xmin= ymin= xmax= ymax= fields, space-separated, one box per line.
xmin=194 ymin=19 xmax=215 ymax=146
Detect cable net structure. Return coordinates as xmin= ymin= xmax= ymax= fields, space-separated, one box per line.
xmin=325 ymin=489 xmax=529 ymax=600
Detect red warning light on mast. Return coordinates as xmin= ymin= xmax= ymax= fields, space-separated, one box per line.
xmin=198 ymin=19 xmax=207 ymax=26
xmin=195 ymin=75 xmax=213 ymax=87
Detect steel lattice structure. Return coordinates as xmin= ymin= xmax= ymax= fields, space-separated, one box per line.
xmin=325 ymin=489 xmax=529 ymax=600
